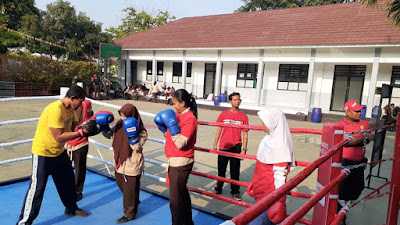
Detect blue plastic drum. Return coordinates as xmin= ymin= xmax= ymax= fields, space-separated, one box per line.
xmin=220 ymin=93 xmax=227 ymax=103
xmin=311 ymin=108 xmax=322 ymax=123
xmin=360 ymin=105 xmax=367 ymax=120
xmin=214 ymin=96 xmax=220 ymax=106
xmin=372 ymin=105 xmax=379 ymax=119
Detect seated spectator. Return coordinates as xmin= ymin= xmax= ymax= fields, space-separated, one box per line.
xmin=165 ymin=87 xmax=171 ymax=100
xmin=124 ymin=84 xmax=133 ymax=100
xmin=166 ymin=87 xmax=175 ymax=105
xmin=133 ymin=87 xmax=145 ymax=101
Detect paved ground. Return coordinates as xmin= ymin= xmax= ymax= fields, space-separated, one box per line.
xmin=0 ymin=98 xmax=398 ymax=224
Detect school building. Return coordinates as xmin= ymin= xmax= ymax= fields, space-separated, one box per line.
xmin=114 ymin=2 xmax=400 ymax=118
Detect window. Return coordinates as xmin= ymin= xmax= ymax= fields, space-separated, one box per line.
xmin=157 ymin=62 xmax=164 ymax=82
xmin=278 ymin=64 xmax=309 ymax=91
xmin=146 ymin=61 xmax=152 ymax=81
xmin=172 ymin=62 xmax=192 ymax=83
xmin=237 ymin=64 xmax=257 ymax=88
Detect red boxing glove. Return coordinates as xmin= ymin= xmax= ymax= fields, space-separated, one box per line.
xmin=268 ymin=197 xmax=287 ymax=224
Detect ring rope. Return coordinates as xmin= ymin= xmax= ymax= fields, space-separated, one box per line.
xmin=198 ymin=121 xmax=323 ymax=134
xmin=345 ymin=124 xmax=395 ymax=135
xmin=226 ymin=138 xmax=350 ymax=225
xmin=280 ymin=169 xmax=350 ymax=225
xmin=331 ymin=181 xmax=391 ymax=225
xmin=0 ymin=118 xmax=39 ymax=127
xmin=0 ymin=156 xmax=32 ymax=165
xmin=0 ymin=96 xmax=58 ymax=102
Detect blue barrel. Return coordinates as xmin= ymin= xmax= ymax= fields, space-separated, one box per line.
xmin=372 ymin=105 xmax=379 ymax=119
xmin=220 ymin=93 xmax=227 ymax=103
xmin=214 ymin=96 xmax=220 ymax=106
xmin=311 ymin=108 xmax=322 ymax=123
xmin=360 ymin=105 xmax=367 ymax=120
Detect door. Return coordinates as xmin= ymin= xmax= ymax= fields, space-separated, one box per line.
xmin=130 ymin=61 xmax=137 ymax=85
xmin=330 ymin=65 xmax=366 ymax=111
xmin=203 ymin=63 xmax=216 ymax=99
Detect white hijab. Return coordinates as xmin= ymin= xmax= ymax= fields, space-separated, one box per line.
xmin=257 ymin=107 xmax=295 ymax=166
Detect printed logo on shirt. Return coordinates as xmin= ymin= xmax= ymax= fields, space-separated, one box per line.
xmin=64 ymin=117 xmax=74 ymax=124
xmin=223 ymin=119 xmax=243 ymax=125
xmin=360 ymin=125 xmax=364 ymax=130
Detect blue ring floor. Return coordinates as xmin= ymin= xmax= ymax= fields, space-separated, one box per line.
xmin=1 ymin=171 xmax=224 ymax=225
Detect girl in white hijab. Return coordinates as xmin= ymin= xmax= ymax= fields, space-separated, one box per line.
xmin=248 ymin=107 xmax=295 ymax=225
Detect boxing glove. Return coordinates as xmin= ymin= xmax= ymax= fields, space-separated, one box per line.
xmin=160 ymin=109 xmax=180 ymax=136
xmin=81 ymin=100 xmax=93 ymax=121
xmin=94 ymin=111 xmax=114 ymax=131
xmin=267 ymin=197 xmax=287 ymax=224
xmin=77 ymin=120 xmax=101 ymax=137
xmin=123 ymin=117 xmax=139 ymax=145
xmin=154 ymin=112 xmax=167 ymax=133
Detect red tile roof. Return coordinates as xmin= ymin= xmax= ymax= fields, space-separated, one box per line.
xmin=114 ymin=2 xmax=400 ymax=49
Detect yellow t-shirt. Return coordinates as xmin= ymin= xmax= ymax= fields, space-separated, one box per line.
xmin=32 ymin=100 xmax=78 ymax=157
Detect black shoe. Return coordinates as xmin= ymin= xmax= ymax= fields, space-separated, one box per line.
xmin=212 ymin=187 xmax=222 ymax=194
xmin=116 ymin=215 xmax=133 ymax=223
xmin=64 ymin=208 xmax=89 ymax=217
xmin=232 ymin=193 xmax=241 ymax=201
xmin=76 ymin=193 xmax=83 ymax=201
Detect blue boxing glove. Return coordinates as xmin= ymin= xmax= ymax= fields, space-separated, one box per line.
xmin=95 ymin=112 xmax=114 ymax=131
xmin=123 ymin=117 xmax=139 ymax=145
xmin=154 ymin=112 xmax=167 ymax=133
xmin=160 ymin=109 xmax=180 ymax=136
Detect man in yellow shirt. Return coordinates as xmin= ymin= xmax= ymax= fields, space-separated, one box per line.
xmin=17 ymin=85 xmax=98 ymax=225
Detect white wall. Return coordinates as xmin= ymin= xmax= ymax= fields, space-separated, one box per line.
xmin=122 ymin=48 xmax=400 ymax=116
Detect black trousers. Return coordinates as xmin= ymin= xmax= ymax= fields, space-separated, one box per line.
xmin=72 ymin=145 xmax=88 ymax=195
xmin=168 ymin=162 xmax=194 ymax=225
xmin=216 ymin=144 xmax=241 ymax=194
xmin=115 ymin=172 xmax=141 ymax=220
xmin=17 ymin=151 xmax=78 ymax=225
xmin=339 ymin=157 xmax=367 ymax=201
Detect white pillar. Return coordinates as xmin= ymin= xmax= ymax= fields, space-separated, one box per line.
xmin=305 ymin=49 xmax=316 ymax=112
xmin=366 ymin=48 xmax=381 ymax=117
xmin=152 ymin=50 xmax=157 ymax=83
xmin=126 ymin=59 xmax=131 ymax=85
xmin=117 ymin=59 xmax=125 ymax=86
xmin=256 ymin=49 xmax=265 ymax=106
xmin=215 ymin=50 xmax=222 ymax=97
xmin=182 ymin=50 xmax=187 ymax=89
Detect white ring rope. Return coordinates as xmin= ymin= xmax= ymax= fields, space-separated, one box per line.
xmin=0 ymin=139 xmax=33 ymax=148
xmin=87 ymin=98 xmax=156 ymax=118
xmin=0 ymin=96 xmax=59 ymax=102
xmin=0 ymin=156 xmax=32 ymax=165
xmin=0 ymin=96 xmax=167 ymax=184
xmin=86 ymin=154 xmax=167 ymax=183
xmin=0 ymin=118 xmax=39 ymax=127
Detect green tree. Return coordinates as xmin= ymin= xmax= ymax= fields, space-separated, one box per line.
xmin=235 ymin=0 xmax=344 ymax=12
xmin=17 ymin=0 xmax=113 ymax=60
xmin=0 ymin=0 xmax=40 ymax=53
xmin=362 ymin=0 xmax=400 ymax=27
xmin=1 ymin=0 xmax=39 ymax=30
xmin=106 ymin=7 xmax=175 ymax=38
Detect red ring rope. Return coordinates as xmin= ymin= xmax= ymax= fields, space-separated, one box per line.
xmin=230 ymin=138 xmax=350 ymax=225
xmin=197 ymin=121 xmax=323 ymax=134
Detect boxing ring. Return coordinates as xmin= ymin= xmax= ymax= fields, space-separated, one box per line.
xmin=1 ymin=95 xmax=400 ymax=224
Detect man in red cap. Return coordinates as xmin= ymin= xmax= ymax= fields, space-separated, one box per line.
xmin=335 ymin=100 xmax=374 ymax=224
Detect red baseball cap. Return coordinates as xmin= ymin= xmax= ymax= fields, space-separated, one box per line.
xmin=344 ymin=100 xmax=365 ymax=111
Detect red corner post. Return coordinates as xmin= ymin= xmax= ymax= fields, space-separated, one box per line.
xmin=312 ymin=123 xmax=344 ymax=225
xmin=387 ymin=115 xmax=400 ymax=225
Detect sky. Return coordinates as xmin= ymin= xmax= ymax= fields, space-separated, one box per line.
xmin=35 ymin=0 xmax=244 ymax=30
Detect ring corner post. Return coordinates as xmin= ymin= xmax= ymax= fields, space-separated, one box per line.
xmin=386 ymin=115 xmax=400 ymax=225
xmin=312 ymin=123 xmax=344 ymax=225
